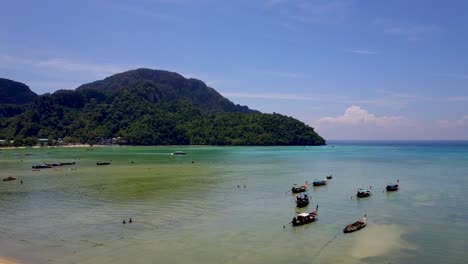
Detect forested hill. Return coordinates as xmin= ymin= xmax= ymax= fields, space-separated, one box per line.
xmin=0 ymin=69 xmax=326 ymax=146
xmin=77 ymin=68 xmax=257 ymax=114
xmin=0 ymin=78 xmax=38 ymax=104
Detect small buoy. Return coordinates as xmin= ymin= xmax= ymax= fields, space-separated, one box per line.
xmin=20 ymin=180 xmax=23 ymax=184
xmin=243 ymin=185 xmax=246 ymax=188
xmin=237 ymin=185 xmax=240 ymax=188
xmin=131 ymin=161 xmax=134 ymax=164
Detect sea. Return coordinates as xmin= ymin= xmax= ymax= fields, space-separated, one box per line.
xmin=0 ymin=141 xmax=467 ymax=263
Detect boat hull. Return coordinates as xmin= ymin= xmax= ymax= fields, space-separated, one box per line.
xmin=291 ymin=187 xmax=307 ymax=193
xmin=356 ymin=192 xmax=371 ymax=198
xmin=2 ymin=177 xmax=17 ymax=182
xmin=296 ymin=200 xmax=309 ymax=208
xmin=343 ymin=222 xmax=366 ymax=233
xmin=292 ymin=217 xmax=317 ymax=226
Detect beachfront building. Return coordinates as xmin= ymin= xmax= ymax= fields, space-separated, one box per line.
xmin=0 ymin=139 xmax=6 ymax=145
xmin=38 ymin=138 xmax=49 ymax=146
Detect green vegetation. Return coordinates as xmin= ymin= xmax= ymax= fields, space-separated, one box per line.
xmin=0 ymin=78 xmax=38 ymax=104
xmin=0 ymin=69 xmax=325 ymax=146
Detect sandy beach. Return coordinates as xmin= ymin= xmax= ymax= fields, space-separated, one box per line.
xmin=0 ymin=257 xmax=19 ymax=264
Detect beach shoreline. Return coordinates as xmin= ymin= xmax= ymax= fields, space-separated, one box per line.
xmin=0 ymin=257 xmax=19 ymax=264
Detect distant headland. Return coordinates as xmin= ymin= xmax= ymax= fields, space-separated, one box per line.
xmin=0 ymin=69 xmax=325 ymax=147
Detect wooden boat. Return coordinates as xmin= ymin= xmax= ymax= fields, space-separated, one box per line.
xmin=295 ymin=193 xmax=310 ymax=208
xmin=386 ymin=180 xmax=399 ymax=191
xmin=32 ymin=164 xmax=52 ymax=169
xmin=2 ymin=176 xmax=17 ymax=182
xmin=291 ymin=182 xmax=308 ymax=193
xmin=356 ymin=186 xmax=372 ymax=198
xmin=46 ymin=162 xmax=62 ymax=167
xmin=344 ymin=215 xmax=367 ymax=233
xmin=313 ymin=179 xmax=327 ymax=186
xmin=96 ymin=162 xmax=111 ymax=165
xmin=292 ymin=205 xmax=319 ymax=226
xmin=326 ymin=175 xmax=333 ymax=179
xmin=171 ymin=151 xmax=187 ymax=155
xmin=60 ymin=162 xmax=76 ymax=166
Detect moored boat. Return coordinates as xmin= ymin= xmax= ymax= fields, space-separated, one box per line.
xmin=295 ymin=193 xmax=310 ymax=208
xmin=171 ymin=151 xmax=187 ymax=155
xmin=313 ymin=179 xmax=327 ymax=186
xmin=326 ymin=175 xmax=333 ymax=179
xmin=97 ymin=161 xmax=111 ymax=165
xmin=386 ymin=180 xmax=399 ymax=191
xmin=356 ymin=186 xmax=372 ymax=198
xmin=2 ymin=176 xmax=17 ymax=182
xmin=344 ymin=215 xmax=367 ymax=233
xmin=46 ymin=162 xmax=62 ymax=167
xmin=291 ymin=182 xmax=308 ymax=193
xmin=32 ymin=163 xmax=52 ymax=169
xmin=292 ymin=205 xmax=319 ymax=227
xmin=60 ymin=162 xmax=76 ymax=166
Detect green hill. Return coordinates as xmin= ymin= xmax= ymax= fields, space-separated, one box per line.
xmin=0 ymin=69 xmax=325 ymax=146
xmin=0 ymin=78 xmax=38 ymax=105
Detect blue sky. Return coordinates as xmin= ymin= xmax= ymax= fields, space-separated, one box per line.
xmin=1 ymin=0 xmax=467 ymax=140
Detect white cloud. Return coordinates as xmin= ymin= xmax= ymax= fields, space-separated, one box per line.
xmin=36 ymin=58 xmax=127 ymax=77
xmin=112 ymin=5 xmax=178 ymax=21
xmin=436 ymin=115 xmax=468 ymax=128
xmin=440 ymin=73 xmax=468 ymax=80
xmin=266 ymin=0 xmax=354 ymax=24
xmin=249 ymin=68 xmax=304 ymax=79
xmin=223 ymin=92 xmax=312 ymax=100
xmin=222 ymin=91 xmax=407 ymax=107
xmin=375 ymin=19 xmax=439 ymax=39
xmin=0 ymin=55 xmax=130 ymax=77
xmin=349 ymin=49 xmax=376 ymax=55
xmin=316 ymin=105 xmax=412 ymax=128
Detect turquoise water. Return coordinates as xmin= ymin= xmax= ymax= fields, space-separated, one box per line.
xmin=0 ymin=142 xmax=467 ymax=263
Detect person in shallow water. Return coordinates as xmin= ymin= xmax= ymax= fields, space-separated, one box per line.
xmin=129 ymin=218 xmax=132 ymax=223
xmin=123 ymin=220 xmax=126 ymax=224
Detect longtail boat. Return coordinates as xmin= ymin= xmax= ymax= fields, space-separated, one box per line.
xmin=386 ymin=180 xmax=399 ymax=191
xmin=295 ymin=193 xmax=310 ymax=208
xmin=344 ymin=215 xmax=367 ymax=233
xmin=356 ymin=186 xmax=372 ymax=198
xmin=292 ymin=205 xmax=319 ymax=227
xmin=313 ymin=179 xmax=327 ymax=186
xmin=2 ymin=176 xmax=17 ymax=182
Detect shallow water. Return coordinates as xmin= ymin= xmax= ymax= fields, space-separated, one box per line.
xmin=0 ymin=142 xmax=467 ymax=263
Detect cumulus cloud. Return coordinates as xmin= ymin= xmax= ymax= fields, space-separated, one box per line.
xmin=316 ymin=105 xmax=412 ymax=128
